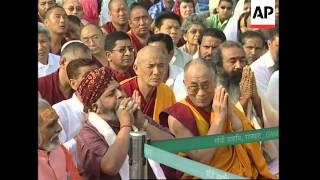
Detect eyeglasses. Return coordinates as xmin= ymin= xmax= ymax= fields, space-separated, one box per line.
xmin=188 ymin=29 xmax=203 ymax=35
xmin=67 ymin=6 xmax=83 ymax=12
xmin=111 ymin=47 xmax=135 ymax=54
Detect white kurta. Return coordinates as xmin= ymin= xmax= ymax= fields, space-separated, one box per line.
xmin=166 ymin=64 xmax=183 ymax=90
xmin=52 ymin=93 xmax=85 ymax=165
xmin=38 ymin=53 xmax=61 ymax=78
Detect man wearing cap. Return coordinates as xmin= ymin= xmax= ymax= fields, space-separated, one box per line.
xmin=75 ymin=66 xmax=173 ymax=179
xmin=38 ymin=41 xmax=92 ymax=105
xmin=120 ymin=46 xmax=176 ymax=123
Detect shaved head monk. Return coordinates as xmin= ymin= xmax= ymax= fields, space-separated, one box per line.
xmin=159 ymin=58 xmax=278 ymax=179
xmin=121 ymin=46 xmax=176 ymax=123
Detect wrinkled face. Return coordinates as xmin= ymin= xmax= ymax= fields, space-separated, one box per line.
xmin=81 ymin=26 xmax=105 ymax=55
xmin=38 ymin=0 xmax=56 ymax=18
xmin=129 ymin=7 xmax=151 ymax=37
xmin=268 ymin=35 xmax=279 ymax=63
xmin=65 ymin=21 xmax=81 ymax=41
xmin=199 ymin=36 xmax=223 ymax=61
xmin=134 ymin=52 xmax=169 ymax=87
xmin=155 ymin=19 xmax=181 ymax=46
xmin=221 ymin=47 xmax=246 ymax=81
xmin=180 ymin=2 xmax=194 ymax=19
xmin=44 ymin=8 xmax=68 ymax=35
xmin=184 ymin=24 xmax=204 ymax=45
xmin=243 ymin=2 xmax=251 ymax=13
xmin=38 ymin=107 xmax=62 ymax=151
xmin=63 ymin=0 xmax=83 ymax=19
xmin=217 ymin=1 xmax=233 ymax=22
xmin=109 ymin=1 xmax=129 ymax=26
xmin=243 ymin=37 xmax=265 ymax=64
xmin=184 ymin=65 xmax=215 ymax=108
xmin=70 ymin=64 xmax=98 ymax=90
xmin=38 ymin=33 xmax=50 ymax=61
xmin=163 ymin=0 xmax=174 ymax=10
xmin=107 ymin=39 xmax=135 ymax=69
xmin=97 ymin=80 xmax=126 ymax=121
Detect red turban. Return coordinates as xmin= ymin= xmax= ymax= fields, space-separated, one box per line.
xmin=77 ymin=66 xmax=114 ymax=112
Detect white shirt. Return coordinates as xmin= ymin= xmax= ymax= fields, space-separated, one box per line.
xmin=173 ymin=72 xmax=187 ymax=101
xmin=166 ymin=64 xmax=183 ymax=90
xmin=38 ymin=53 xmax=61 ymax=78
xmin=52 ymin=93 xmax=85 ymax=164
xmin=266 ymin=70 xmax=279 ymax=111
xmin=170 ymin=47 xmax=193 ymax=69
xmin=250 ymin=51 xmax=276 ymax=96
xmin=99 ymin=0 xmax=111 ymax=26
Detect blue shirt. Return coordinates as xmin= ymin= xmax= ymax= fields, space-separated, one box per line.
xmin=148 ymin=0 xmax=165 ymax=19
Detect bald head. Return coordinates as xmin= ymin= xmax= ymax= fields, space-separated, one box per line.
xmin=81 ymin=24 xmax=104 ymax=36
xmin=135 ymin=46 xmax=167 ymax=66
xmin=184 ymin=58 xmax=216 ymax=83
xmin=108 ymin=0 xmax=127 ymax=10
xmin=134 ymin=46 xmax=169 ymax=87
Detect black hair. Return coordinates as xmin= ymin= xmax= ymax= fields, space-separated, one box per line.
xmin=198 ymin=28 xmax=226 ymax=45
xmin=105 ymin=31 xmax=131 ymax=51
xmin=154 ymin=11 xmax=181 ymax=28
xmin=147 ymin=33 xmax=174 ymax=53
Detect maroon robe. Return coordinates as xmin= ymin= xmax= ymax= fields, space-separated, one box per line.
xmin=121 ymin=77 xmax=156 ymax=118
xmin=38 ymin=70 xmax=73 ymax=105
xmin=50 ymin=38 xmax=68 ymax=56
xmin=109 ymin=66 xmax=136 ymax=82
xmin=76 ymin=120 xmax=158 ymax=180
xmin=92 ymin=56 xmax=104 ymax=68
xmin=103 ymin=22 xmax=130 ymax=34
xmin=127 ymin=31 xmax=145 ymax=53
xmin=158 ymin=96 xmax=211 ymax=179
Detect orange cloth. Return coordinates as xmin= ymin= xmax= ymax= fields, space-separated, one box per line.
xmin=180 ymin=100 xmax=278 ymax=179
xmin=121 ymin=77 xmax=176 ymax=123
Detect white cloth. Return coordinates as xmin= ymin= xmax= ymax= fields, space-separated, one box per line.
xmin=38 ymin=53 xmax=61 ymax=78
xmin=173 ymin=72 xmax=187 ymax=101
xmin=88 ymin=112 xmax=166 ymax=179
xmin=223 ymin=0 xmax=245 ymax=42
xmin=166 ymin=64 xmax=183 ymax=89
xmin=250 ymin=51 xmax=276 ymax=96
xmin=266 ymin=70 xmax=279 ymax=111
xmin=170 ymin=47 xmax=193 ymax=69
xmin=192 ymin=51 xmax=200 ymax=59
xmin=99 ymin=0 xmax=111 ymax=26
xmin=52 ymin=93 xmax=85 ymax=164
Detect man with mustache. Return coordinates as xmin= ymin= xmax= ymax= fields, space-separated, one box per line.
xmin=173 ymin=28 xmax=226 ymax=101
xmin=105 ymin=31 xmax=136 ymax=82
xmin=38 ymin=0 xmax=56 ymax=22
xmin=240 ymin=31 xmax=266 ymax=65
xmin=159 ymin=58 xmax=277 ymax=179
xmin=127 ymin=2 xmax=152 ymax=52
xmin=44 ymin=5 xmax=69 ymax=55
xmin=38 ymin=97 xmax=80 ymax=180
xmin=75 ymin=66 xmax=173 ymax=179
xmin=102 ymin=0 xmax=130 ymax=34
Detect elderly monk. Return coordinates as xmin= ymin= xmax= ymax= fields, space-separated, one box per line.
xmin=38 ymin=41 xmax=92 ymax=105
xmin=81 ymin=24 xmax=108 ymax=67
xmin=44 ymin=5 xmax=68 ymax=55
xmin=127 ymin=2 xmax=152 ymax=52
xmin=102 ymin=0 xmax=130 ymax=34
xmin=38 ymin=97 xmax=80 ymax=180
xmin=121 ymin=46 xmax=176 ymax=123
xmin=75 ymin=66 xmax=174 ymax=179
xmin=105 ymin=31 xmax=136 ymax=82
xmin=159 ymin=59 xmax=277 ymax=179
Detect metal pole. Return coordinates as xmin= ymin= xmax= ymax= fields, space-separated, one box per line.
xmin=129 ymin=131 xmax=148 ymax=179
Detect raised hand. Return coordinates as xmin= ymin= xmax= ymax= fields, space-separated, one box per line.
xmin=212 ymin=85 xmax=228 ymax=124
xmin=240 ymin=65 xmax=253 ymax=100
xmin=116 ymin=97 xmax=140 ymax=126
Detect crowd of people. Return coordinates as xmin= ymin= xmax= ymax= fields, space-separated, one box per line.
xmin=38 ymin=0 xmax=279 ymax=179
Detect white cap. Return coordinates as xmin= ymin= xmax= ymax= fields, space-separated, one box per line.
xmin=61 ymin=40 xmax=85 ymax=53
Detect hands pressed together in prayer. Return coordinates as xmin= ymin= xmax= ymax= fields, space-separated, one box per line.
xmin=212 ymin=85 xmax=228 ymax=125
xmin=116 ymin=90 xmax=146 ymax=130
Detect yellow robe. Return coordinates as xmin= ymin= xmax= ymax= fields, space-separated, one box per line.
xmin=179 ymin=99 xmax=278 ymax=179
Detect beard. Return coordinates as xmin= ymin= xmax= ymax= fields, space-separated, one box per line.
xmin=98 ymin=98 xmax=122 ymax=123
xmin=216 ymin=67 xmax=242 ymax=102
xmin=39 ymin=133 xmax=60 ymax=151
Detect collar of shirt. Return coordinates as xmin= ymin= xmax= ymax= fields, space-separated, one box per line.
xmin=264 ymin=51 xmax=275 ymax=68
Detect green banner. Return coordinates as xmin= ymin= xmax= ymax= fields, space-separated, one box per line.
xmin=150 ymin=127 xmax=278 ymax=153
xmin=144 ymin=144 xmax=247 ymax=179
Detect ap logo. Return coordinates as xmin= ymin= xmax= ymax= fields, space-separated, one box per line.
xmin=251 ymin=0 xmax=275 ymax=28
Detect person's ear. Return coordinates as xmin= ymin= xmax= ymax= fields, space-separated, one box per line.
xmin=183 ymin=33 xmax=188 ymax=41
xmin=106 ymin=51 xmax=112 ymax=62
xmin=154 ymin=27 xmax=160 ymax=34
xmin=69 ymin=78 xmax=78 ymax=91
xmin=267 ymin=40 xmax=272 ymax=49
xmin=91 ymin=103 xmax=98 ymax=113
xmin=133 ymin=63 xmax=139 ymax=75
xmin=128 ymin=19 xmax=133 ymax=28
xmin=59 ymin=57 xmax=67 ymax=66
